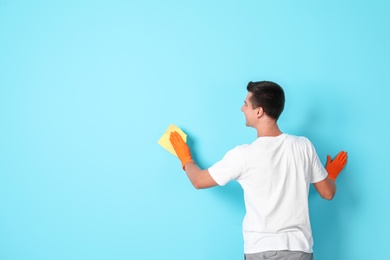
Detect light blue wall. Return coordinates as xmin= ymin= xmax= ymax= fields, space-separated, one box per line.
xmin=1 ymin=1 xmax=389 ymax=259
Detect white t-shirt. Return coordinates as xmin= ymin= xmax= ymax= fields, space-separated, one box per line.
xmin=208 ymin=134 xmax=327 ymax=254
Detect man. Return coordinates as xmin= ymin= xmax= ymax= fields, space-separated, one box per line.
xmin=169 ymin=81 xmax=348 ymax=260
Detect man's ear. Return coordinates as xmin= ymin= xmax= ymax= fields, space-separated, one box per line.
xmin=256 ymin=107 xmax=264 ymax=118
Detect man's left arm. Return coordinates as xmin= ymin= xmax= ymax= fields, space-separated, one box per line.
xmin=183 ymin=162 xmax=218 ymax=189
xmin=169 ymin=131 xmax=218 ymax=189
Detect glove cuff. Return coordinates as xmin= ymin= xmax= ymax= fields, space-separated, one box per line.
xmin=326 ymin=168 xmax=339 ymax=181
xmin=181 ymin=157 xmax=194 ymax=170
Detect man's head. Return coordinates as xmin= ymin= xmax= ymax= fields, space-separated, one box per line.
xmin=246 ymin=81 xmax=285 ymax=121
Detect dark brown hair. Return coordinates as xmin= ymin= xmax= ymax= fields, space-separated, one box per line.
xmin=246 ymin=81 xmax=285 ymax=120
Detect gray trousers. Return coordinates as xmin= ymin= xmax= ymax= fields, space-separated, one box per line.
xmin=244 ymin=250 xmax=314 ymax=260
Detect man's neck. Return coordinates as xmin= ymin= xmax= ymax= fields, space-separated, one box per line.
xmin=256 ymin=121 xmax=282 ymax=138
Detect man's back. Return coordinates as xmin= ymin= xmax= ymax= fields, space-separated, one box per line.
xmin=209 ymin=134 xmax=327 ymax=253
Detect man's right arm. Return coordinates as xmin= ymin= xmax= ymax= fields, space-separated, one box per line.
xmin=313 ymin=151 xmax=348 ymax=200
xmin=313 ymin=178 xmax=336 ymax=200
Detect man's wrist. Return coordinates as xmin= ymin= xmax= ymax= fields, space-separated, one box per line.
xmin=182 ymin=160 xmax=195 ymax=170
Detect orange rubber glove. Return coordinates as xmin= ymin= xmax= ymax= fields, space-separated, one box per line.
xmin=169 ymin=131 xmax=194 ymax=169
xmin=325 ymin=151 xmax=348 ymax=181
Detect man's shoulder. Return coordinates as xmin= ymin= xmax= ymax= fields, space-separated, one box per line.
xmin=284 ymin=133 xmax=309 ymax=140
xmin=235 ymin=134 xmax=314 ymax=150
xmin=283 ymin=134 xmax=313 ymax=146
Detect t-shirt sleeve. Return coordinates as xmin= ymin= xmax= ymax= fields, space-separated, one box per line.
xmin=208 ymin=147 xmax=245 ymax=186
xmin=308 ymin=141 xmax=328 ymax=183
